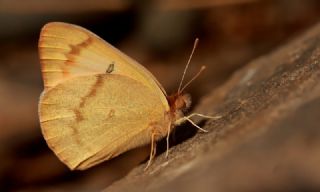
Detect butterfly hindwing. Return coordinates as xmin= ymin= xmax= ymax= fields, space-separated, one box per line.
xmin=39 ymin=74 xmax=169 ymax=170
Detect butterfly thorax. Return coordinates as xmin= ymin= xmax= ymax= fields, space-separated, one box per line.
xmin=167 ymin=93 xmax=191 ymax=124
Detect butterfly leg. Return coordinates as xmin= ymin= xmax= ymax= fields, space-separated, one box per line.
xmin=145 ymin=133 xmax=156 ymax=171
xmin=144 ymin=125 xmax=159 ymax=171
xmin=183 ymin=117 xmax=208 ymax=132
xmin=165 ymin=124 xmax=171 ymax=158
xmin=186 ymin=113 xmax=222 ymax=120
xmin=175 ymin=113 xmax=221 ymax=133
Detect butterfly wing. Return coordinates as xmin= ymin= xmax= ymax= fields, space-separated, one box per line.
xmin=39 ymin=74 xmax=169 ymax=170
xmin=39 ymin=22 xmax=168 ymax=110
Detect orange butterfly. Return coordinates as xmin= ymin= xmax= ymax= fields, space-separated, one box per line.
xmin=38 ymin=22 xmax=220 ymax=170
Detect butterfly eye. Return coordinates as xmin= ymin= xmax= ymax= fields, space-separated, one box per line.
xmin=175 ymin=96 xmax=186 ymax=110
xmin=106 ymin=62 xmax=115 ymax=73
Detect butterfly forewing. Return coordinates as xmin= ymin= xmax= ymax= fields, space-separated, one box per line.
xmin=39 ymin=22 xmax=168 ymax=110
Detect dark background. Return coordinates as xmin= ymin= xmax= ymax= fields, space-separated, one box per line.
xmin=1 ymin=0 xmax=320 ymax=191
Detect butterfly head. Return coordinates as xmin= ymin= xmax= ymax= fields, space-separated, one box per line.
xmin=168 ymin=38 xmax=204 ymax=121
xmin=168 ymin=92 xmax=191 ymax=118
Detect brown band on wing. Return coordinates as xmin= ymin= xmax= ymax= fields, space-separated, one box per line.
xmin=69 ymin=36 xmax=93 ymax=57
xmin=63 ymin=37 xmax=94 ymax=76
xmin=70 ymin=75 xmax=103 ymax=125
xmin=71 ymin=75 xmax=104 ymax=131
xmin=71 ymin=75 xmax=105 ymax=150
xmin=79 ymin=75 xmax=104 ymax=108
xmin=73 ymin=108 xmax=84 ymax=122
xmin=72 ymin=109 xmax=83 ymax=146
xmin=70 ymin=75 xmax=104 ymax=128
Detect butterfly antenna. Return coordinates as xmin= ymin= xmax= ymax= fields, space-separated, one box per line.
xmin=180 ymin=65 xmax=206 ymax=93
xmin=178 ymin=38 xmax=199 ymax=94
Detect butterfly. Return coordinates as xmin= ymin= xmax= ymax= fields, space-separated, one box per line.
xmin=38 ymin=22 xmax=220 ymax=170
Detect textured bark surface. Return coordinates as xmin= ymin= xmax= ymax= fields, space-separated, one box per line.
xmin=105 ymin=23 xmax=320 ymax=192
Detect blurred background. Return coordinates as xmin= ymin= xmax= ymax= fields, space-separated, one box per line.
xmin=1 ymin=0 xmax=320 ymax=191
